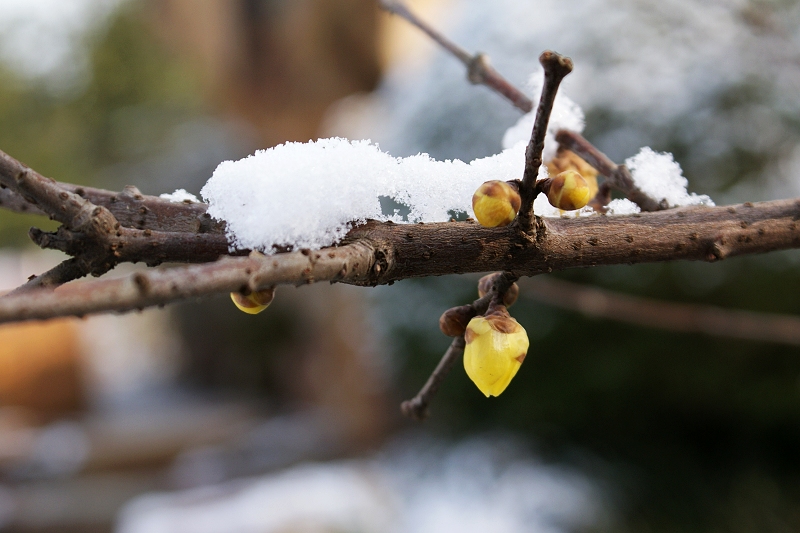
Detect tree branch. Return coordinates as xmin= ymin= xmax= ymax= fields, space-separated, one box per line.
xmin=0 ymin=198 xmax=797 ymax=324
xmin=401 ymin=336 xmax=466 ymax=420
xmin=0 ymin=243 xmax=376 ymax=323
xmin=3 ymin=258 xmax=91 ymax=296
xmin=520 ymin=276 xmax=800 ymax=347
xmin=518 ymin=51 xmax=573 ymax=229
xmin=0 ymin=152 xmax=224 ymax=235
xmin=0 ymin=149 xmax=233 ymax=291
xmin=378 ymin=0 xmax=534 ymax=113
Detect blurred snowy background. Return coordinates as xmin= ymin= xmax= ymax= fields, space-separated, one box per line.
xmin=1 ymin=0 xmax=800 ymax=531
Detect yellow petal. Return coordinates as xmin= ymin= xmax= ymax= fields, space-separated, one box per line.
xmin=463 ymin=315 xmax=529 ymax=397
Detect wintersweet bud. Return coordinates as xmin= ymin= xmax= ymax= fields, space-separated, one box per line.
xmin=547 ymin=148 xmax=599 ymax=199
xmin=472 ymin=180 xmax=521 ymax=227
xmin=477 ymin=273 xmax=519 ymax=307
xmin=463 ymin=307 xmax=529 ymax=397
xmin=230 ymin=287 xmax=275 ymax=315
xmin=547 ymin=170 xmax=592 ymax=211
xmin=439 ymin=305 xmax=476 ymax=337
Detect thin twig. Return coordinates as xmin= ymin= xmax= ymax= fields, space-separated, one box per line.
xmin=377 ymin=0 xmax=534 ymax=112
xmin=520 ymin=276 xmax=800 ymax=347
xmin=3 ymin=258 xmax=91 ymax=297
xmin=401 ymin=336 xmax=466 ymax=420
xmin=517 ymin=51 xmax=573 ymax=230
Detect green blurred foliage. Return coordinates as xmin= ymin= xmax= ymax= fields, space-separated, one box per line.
xmin=0 ymin=1 xmax=202 ymax=246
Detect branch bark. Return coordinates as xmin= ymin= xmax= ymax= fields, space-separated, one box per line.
xmin=0 ymin=198 xmax=797 ymax=324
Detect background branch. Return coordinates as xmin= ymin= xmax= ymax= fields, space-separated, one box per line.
xmin=521 ymin=276 xmax=800 ymax=347
xmin=378 ymin=0 xmax=534 ymax=113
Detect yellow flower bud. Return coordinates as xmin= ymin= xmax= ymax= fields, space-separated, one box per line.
xmin=477 ymin=273 xmax=519 ymax=307
xmin=230 ymin=287 xmax=275 ymax=315
xmin=547 ymin=148 xmax=599 ymax=199
xmin=463 ymin=312 xmax=529 ymax=397
xmin=547 ymin=170 xmax=592 ymax=211
xmin=472 ymin=180 xmax=521 ymax=227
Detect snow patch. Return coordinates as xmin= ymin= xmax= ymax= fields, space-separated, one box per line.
xmin=202 ymin=138 xmax=534 ymax=252
xmin=159 ymin=189 xmax=200 ymax=204
xmin=625 ymin=147 xmax=714 ymax=208
xmin=605 ymin=198 xmax=641 ymax=216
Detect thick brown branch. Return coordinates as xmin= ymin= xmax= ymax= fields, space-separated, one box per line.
xmin=0 ymin=243 xmax=376 ymax=323
xmin=377 ymin=0 xmax=533 ymax=113
xmin=0 ymin=198 xmax=797 ymax=324
xmin=349 ymin=198 xmax=800 ymax=282
xmin=520 ymin=277 xmax=800 ymax=347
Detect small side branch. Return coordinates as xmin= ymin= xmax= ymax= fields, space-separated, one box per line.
xmin=517 ymin=52 xmax=573 ymax=230
xmin=401 ymin=271 xmax=518 ymax=420
xmin=3 ymin=258 xmax=91 ymax=297
xmin=377 ymin=3 xmax=667 ymax=214
xmin=401 ymin=336 xmax=466 ymax=420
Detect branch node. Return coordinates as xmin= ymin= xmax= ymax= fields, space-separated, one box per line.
xmin=132 ymin=273 xmax=150 ymax=295
xmin=467 ymin=53 xmax=490 ymax=84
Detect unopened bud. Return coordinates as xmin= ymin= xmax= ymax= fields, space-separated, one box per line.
xmin=439 ymin=305 xmax=476 ymax=337
xmin=472 ymin=180 xmax=521 ymax=227
xmin=477 ymin=273 xmax=519 ymax=307
xmin=463 ymin=308 xmax=529 ymax=397
xmin=546 ymin=170 xmax=592 ymax=211
xmin=230 ymin=286 xmax=275 ymax=315
xmin=547 ymin=149 xmax=598 ymax=186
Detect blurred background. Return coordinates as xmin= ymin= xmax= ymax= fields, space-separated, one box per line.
xmin=0 ymin=0 xmax=800 ymax=531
